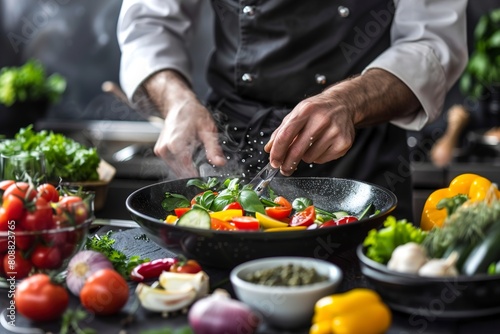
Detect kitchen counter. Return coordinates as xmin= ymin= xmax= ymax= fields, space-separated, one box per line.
xmin=1 ymin=226 xmax=499 ymax=334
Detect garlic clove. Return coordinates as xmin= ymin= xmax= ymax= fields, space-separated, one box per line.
xmin=136 ymin=282 xmax=197 ymax=312
xmin=387 ymin=242 xmax=428 ymax=274
xmin=418 ymin=251 xmax=459 ymax=277
xmin=159 ymin=271 xmax=210 ymax=299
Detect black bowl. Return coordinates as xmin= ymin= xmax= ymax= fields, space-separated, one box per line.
xmin=126 ymin=177 xmax=397 ymax=269
xmin=357 ymin=245 xmax=500 ymax=319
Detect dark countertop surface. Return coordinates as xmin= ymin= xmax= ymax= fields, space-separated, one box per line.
xmin=1 ymin=226 xmax=499 ymax=334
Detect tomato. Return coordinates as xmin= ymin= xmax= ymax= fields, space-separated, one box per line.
xmin=0 ymin=208 xmax=8 ymax=231
xmin=2 ymin=194 xmax=25 ymax=221
xmin=15 ymin=274 xmax=69 ymax=322
xmin=223 ymin=202 xmax=243 ymax=211
xmin=3 ymin=250 xmax=32 ymax=280
xmin=21 ymin=197 xmax=53 ymax=231
xmin=0 ymin=237 xmax=7 ymax=254
xmin=174 ymin=207 xmax=191 ymax=217
xmin=265 ymin=196 xmax=293 ymax=220
xmin=3 ymin=182 xmax=37 ymax=201
xmin=0 ymin=180 xmax=15 ymax=192
xmin=336 ymin=216 xmax=358 ymax=225
xmin=289 ymin=205 xmax=316 ymax=227
xmin=80 ymin=268 xmax=129 ymax=316
xmin=57 ymin=196 xmax=89 ymax=224
xmin=232 ymin=216 xmax=260 ymax=230
xmin=30 ymin=245 xmax=62 ymax=269
xmin=211 ymin=217 xmax=237 ymax=230
xmin=170 ymin=259 xmax=202 ymax=274
xmin=37 ymin=183 xmax=59 ymax=202
xmin=319 ymin=220 xmax=337 ymax=228
xmin=13 ymin=226 xmax=34 ymax=251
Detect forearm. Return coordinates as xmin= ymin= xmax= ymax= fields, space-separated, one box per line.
xmin=139 ymin=70 xmax=198 ymax=118
xmin=323 ymin=68 xmax=420 ymax=128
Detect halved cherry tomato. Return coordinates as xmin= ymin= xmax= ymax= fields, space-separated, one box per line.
xmin=170 ymin=259 xmax=202 ymax=273
xmin=319 ymin=220 xmax=337 ymax=228
xmin=174 ymin=207 xmax=190 ymax=218
xmin=289 ymin=205 xmax=316 ymax=227
xmin=336 ymin=215 xmax=358 ymax=225
xmin=211 ymin=217 xmax=237 ymax=230
xmin=232 ymin=216 xmax=260 ymax=230
xmin=223 ymin=202 xmax=243 ymax=211
xmin=265 ymin=196 xmax=292 ymax=220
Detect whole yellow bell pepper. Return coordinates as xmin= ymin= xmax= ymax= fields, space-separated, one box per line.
xmin=309 ymin=288 xmax=391 ymax=334
xmin=420 ymin=173 xmax=500 ymax=230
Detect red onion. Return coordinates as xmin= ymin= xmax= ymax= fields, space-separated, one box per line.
xmin=66 ymin=250 xmax=113 ymax=296
xmin=188 ymin=289 xmax=260 ymax=334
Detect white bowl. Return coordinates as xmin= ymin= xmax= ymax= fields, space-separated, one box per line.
xmin=230 ymin=256 xmax=342 ymax=329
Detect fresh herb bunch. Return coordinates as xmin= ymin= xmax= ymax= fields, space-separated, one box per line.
xmin=86 ymin=231 xmax=150 ymax=279
xmin=0 ymin=59 xmax=66 ymax=107
xmin=0 ymin=125 xmax=100 ymax=182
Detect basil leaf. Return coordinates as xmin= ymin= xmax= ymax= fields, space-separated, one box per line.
xmin=292 ymin=197 xmax=313 ymax=212
xmin=239 ymin=189 xmax=265 ymax=214
xmin=161 ymin=193 xmax=190 ymax=211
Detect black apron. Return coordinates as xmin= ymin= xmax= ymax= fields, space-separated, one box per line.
xmin=201 ymin=0 xmax=413 ymax=220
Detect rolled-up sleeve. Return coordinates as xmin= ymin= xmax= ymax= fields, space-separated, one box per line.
xmin=117 ymin=0 xmax=203 ymax=100
xmin=364 ymin=0 xmax=468 ymax=131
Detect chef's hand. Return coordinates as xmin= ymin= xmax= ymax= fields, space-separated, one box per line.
xmin=142 ymin=70 xmax=226 ymax=178
xmin=264 ymin=69 xmax=420 ymax=175
xmin=264 ymin=90 xmax=355 ymax=176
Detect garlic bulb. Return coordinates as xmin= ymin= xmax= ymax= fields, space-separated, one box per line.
xmin=418 ymin=252 xmax=459 ymax=277
xmin=387 ymin=242 xmax=428 ymax=274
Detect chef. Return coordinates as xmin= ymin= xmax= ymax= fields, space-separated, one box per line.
xmin=117 ymin=0 xmax=468 ymax=220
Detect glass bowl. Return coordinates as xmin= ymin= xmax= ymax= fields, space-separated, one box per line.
xmin=0 ymin=184 xmax=94 ymax=282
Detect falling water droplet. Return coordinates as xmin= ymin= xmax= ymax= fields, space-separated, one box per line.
xmin=234 ymin=127 xmax=238 ymax=131
xmin=259 ymin=141 xmax=264 ymax=145
xmin=227 ymin=156 xmax=231 ymax=160
xmin=259 ymin=131 xmax=264 ymax=136
xmin=309 ymin=164 xmax=313 ymax=168
xmin=222 ymin=141 xmax=227 ymax=144
xmin=241 ymin=159 xmax=246 ymax=163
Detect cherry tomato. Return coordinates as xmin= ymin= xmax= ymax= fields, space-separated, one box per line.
xmin=3 ymin=250 xmax=32 ymax=280
xmin=80 ymin=268 xmax=129 ymax=316
xmin=0 ymin=208 xmax=8 ymax=231
xmin=37 ymin=183 xmax=59 ymax=202
xmin=57 ymin=196 xmax=89 ymax=224
xmin=265 ymin=196 xmax=293 ymax=220
xmin=0 ymin=237 xmax=7 ymax=254
xmin=223 ymin=202 xmax=243 ymax=211
xmin=319 ymin=220 xmax=337 ymax=228
xmin=3 ymin=182 xmax=37 ymax=201
xmin=174 ymin=207 xmax=191 ymax=218
xmin=336 ymin=216 xmax=358 ymax=225
xmin=13 ymin=226 xmax=34 ymax=251
xmin=15 ymin=274 xmax=69 ymax=322
xmin=30 ymin=245 xmax=62 ymax=269
xmin=2 ymin=194 xmax=25 ymax=221
xmin=170 ymin=259 xmax=202 ymax=274
xmin=0 ymin=180 xmax=15 ymax=192
xmin=211 ymin=217 xmax=237 ymax=230
xmin=289 ymin=205 xmax=316 ymax=227
xmin=232 ymin=216 xmax=260 ymax=230
xmin=21 ymin=197 xmax=53 ymax=231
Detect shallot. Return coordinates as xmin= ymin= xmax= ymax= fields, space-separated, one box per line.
xmin=66 ymin=250 xmax=114 ymax=296
xmin=188 ymin=289 xmax=260 ymax=334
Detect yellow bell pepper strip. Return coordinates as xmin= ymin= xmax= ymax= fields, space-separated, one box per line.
xmin=420 ymin=173 xmax=499 ymax=231
xmin=255 ymin=211 xmax=289 ymax=229
xmin=209 ymin=209 xmax=243 ymax=221
xmin=309 ymin=288 xmax=391 ymax=334
xmin=165 ymin=215 xmax=178 ymax=224
xmin=264 ymin=226 xmax=307 ymax=232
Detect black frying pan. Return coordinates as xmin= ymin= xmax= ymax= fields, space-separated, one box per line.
xmin=126 ymin=177 xmax=397 ymax=269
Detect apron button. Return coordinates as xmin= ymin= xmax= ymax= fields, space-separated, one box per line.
xmin=242 ymin=73 xmax=254 ymax=82
xmin=315 ymin=74 xmax=326 ymax=85
xmin=338 ymin=6 xmax=350 ymax=18
xmin=243 ymin=6 xmax=256 ymax=16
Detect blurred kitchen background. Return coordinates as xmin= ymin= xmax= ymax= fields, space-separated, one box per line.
xmin=0 ymin=0 xmax=499 ymax=222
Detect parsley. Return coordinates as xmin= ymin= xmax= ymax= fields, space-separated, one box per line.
xmin=85 ymin=231 xmax=150 ymax=278
xmin=60 ymin=308 xmax=96 ymax=334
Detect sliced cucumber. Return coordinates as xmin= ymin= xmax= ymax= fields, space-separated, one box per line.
xmin=176 ymin=209 xmax=211 ymax=229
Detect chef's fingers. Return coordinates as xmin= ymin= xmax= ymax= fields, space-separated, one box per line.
xmin=302 ymin=128 xmax=353 ymax=164
xmin=266 ymin=114 xmax=305 ymax=169
xmin=198 ymin=129 xmax=226 ymax=167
